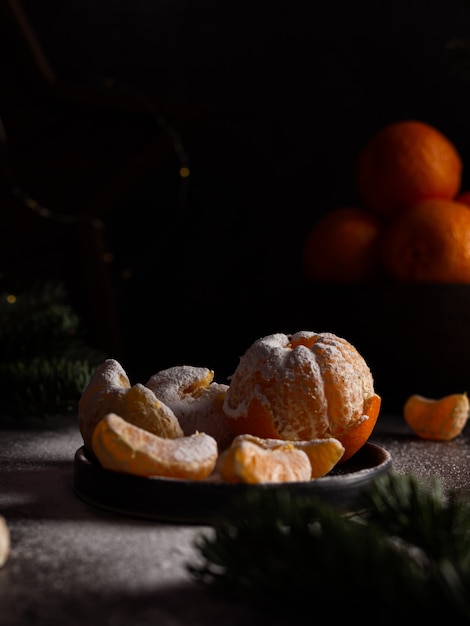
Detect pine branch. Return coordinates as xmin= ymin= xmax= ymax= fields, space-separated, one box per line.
xmin=0 ymin=280 xmax=88 ymax=359
xmin=0 ymin=279 xmax=106 ymax=418
xmin=188 ymin=472 xmax=470 ymax=623
xmin=0 ymin=356 xmax=100 ymax=418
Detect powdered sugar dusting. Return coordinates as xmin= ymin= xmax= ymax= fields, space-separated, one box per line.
xmin=224 ymin=330 xmax=377 ymax=440
xmin=146 ymin=365 xmax=233 ymax=449
xmin=95 ymin=359 xmax=131 ymax=389
xmin=172 ymin=433 xmax=218 ymax=464
xmin=146 ymin=365 xmax=213 ymax=396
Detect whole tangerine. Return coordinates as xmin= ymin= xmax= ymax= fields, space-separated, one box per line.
xmin=381 ymin=198 xmax=470 ymax=284
xmin=355 ymin=120 xmax=462 ymax=219
xmin=302 ymin=206 xmax=384 ymax=284
xmin=223 ymin=331 xmax=381 ymax=463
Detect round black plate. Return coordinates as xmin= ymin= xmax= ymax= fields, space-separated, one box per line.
xmin=73 ymin=442 xmax=392 ymax=525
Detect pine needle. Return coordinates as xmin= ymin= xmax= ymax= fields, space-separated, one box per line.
xmin=188 ymin=472 xmax=470 ymax=623
xmin=0 ymin=279 xmax=105 ymax=418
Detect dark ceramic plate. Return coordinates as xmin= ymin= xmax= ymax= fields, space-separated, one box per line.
xmin=73 ymin=443 xmax=392 ymax=525
xmin=74 ymin=443 xmax=392 ymax=525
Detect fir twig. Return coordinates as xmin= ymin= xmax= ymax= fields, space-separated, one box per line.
xmin=0 ymin=280 xmax=105 ymax=418
xmin=0 ymin=356 xmax=99 ymax=418
xmin=188 ymin=472 xmax=470 ymax=623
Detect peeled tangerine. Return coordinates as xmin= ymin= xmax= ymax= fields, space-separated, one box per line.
xmin=404 ymin=393 xmax=470 ymax=441
xmin=92 ymin=413 xmax=218 ymax=480
xmin=223 ymin=331 xmax=381 ymax=462
xmin=217 ymin=434 xmax=345 ymax=484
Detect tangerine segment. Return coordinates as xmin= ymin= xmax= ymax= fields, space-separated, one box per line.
xmin=92 ymin=413 xmax=218 ymax=480
xmin=236 ymin=434 xmax=345 ymax=478
xmin=403 ymin=393 xmax=470 ymax=441
xmin=79 ymin=359 xmax=183 ymax=458
xmin=145 ymin=365 xmax=233 ymax=451
xmin=227 ymin=395 xmax=284 ymax=439
xmin=0 ymin=516 xmax=10 ymax=568
xmin=216 ymin=437 xmax=312 ymax=484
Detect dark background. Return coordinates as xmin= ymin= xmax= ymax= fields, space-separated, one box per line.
xmin=2 ymin=0 xmax=470 ymax=411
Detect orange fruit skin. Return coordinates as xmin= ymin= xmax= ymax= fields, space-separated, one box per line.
xmin=335 ymin=393 xmax=381 ymax=462
xmin=381 ymin=198 xmax=470 ymax=284
xmin=302 ymin=206 xmax=384 ymax=284
xmin=230 ymin=393 xmax=380 ymax=464
xmin=355 ymin=120 xmax=462 ymax=219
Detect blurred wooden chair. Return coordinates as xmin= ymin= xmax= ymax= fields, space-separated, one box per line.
xmin=0 ymin=0 xmax=215 ymax=359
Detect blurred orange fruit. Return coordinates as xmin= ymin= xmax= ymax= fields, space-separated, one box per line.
xmin=355 ymin=120 xmax=462 ymax=219
xmin=404 ymin=393 xmax=469 ymax=441
xmin=302 ymin=206 xmax=384 ymax=284
xmin=381 ymin=198 xmax=470 ymax=283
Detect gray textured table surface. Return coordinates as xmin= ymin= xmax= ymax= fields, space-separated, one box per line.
xmin=1 ymin=413 xmax=469 ymax=626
